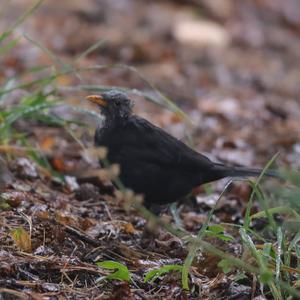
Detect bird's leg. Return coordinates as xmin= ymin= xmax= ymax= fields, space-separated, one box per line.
xmin=147 ymin=202 xmax=184 ymax=228
xmin=170 ymin=202 xmax=183 ymax=228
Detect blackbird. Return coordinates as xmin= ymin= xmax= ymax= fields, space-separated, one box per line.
xmin=87 ymin=90 xmax=278 ymax=207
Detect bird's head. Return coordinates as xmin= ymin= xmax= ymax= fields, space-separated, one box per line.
xmin=86 ymin=90 xmax=133 ymax=121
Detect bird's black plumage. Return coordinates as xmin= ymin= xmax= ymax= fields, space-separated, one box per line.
xmin=87 ymin=90 xmax=278 ymax=207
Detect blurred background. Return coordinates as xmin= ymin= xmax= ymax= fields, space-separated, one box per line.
xmin=1 ymin=0 xmax=300 ymax=168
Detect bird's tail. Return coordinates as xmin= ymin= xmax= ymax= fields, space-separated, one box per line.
xmin=207 ymin=163 xmax=281 ymax=182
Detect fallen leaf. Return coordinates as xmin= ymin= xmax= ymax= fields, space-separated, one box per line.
xmin=11 ymin=227 xmax=32 ymax=253
xmin=40 ymin=136 xmax=55 ymax=151
xmin=173 ymin=19 xmax=230 ymax=48
xmin=122 ymin=222 xmax=136 ymax=234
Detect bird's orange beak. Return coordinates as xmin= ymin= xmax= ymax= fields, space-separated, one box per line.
xmin=86 ymin=95 xmax=108 ymax=107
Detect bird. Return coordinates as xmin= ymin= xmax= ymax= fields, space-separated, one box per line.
xmin=86 ymin=90 xmax=279 ymax=208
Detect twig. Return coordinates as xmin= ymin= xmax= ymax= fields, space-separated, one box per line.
xmin=64 ymin=225 xmax=101 ymax=247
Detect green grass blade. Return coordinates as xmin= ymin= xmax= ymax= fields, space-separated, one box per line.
xmin=144 ymin=265 xmax=183 ymax=283
xmin=244 ymin=152 xmax=280 ymax=231
xmin=23 ymin=33 xmax=65 ymax=69
xmin=96 ymin=261 xmax=131 ymax=282
xmin=275 ymin=227 xmax=283 ymax=282
xmin=182 ymin=180 xmax=233 ymax=290
xmin=75 ymin=38 xmax=106 ymax=62
xmin=0 ymin=0 xmax=44 ymax=44
xmin=0 ymin=102 xmax=57 ymax=132
xmin=0 ymin=37 xmax=20 ymax=55
xmin=251 ymin=206 xmax=300 ymax=220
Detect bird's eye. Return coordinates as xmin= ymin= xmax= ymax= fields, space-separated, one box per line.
xmin=114 ymin=101 xmax=120 ymax=106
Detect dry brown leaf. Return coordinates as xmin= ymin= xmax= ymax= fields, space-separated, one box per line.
xmin=55 ymin=212 xmax=77 ymax=226
xmin=40 ymin=136 xmax=55 ymax=151
xmin=11 ymin=227 xmax=32 ymax=253
xmin=122 ymin=222 xmax=136 ymax=235
xmin=51 ymin=157 xmax=75 ymax=172
xmin=36 ymin=211 xmax=51 ymax=220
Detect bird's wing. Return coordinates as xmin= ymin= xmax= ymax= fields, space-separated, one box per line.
xmin=122 ymin=116 xmax=214 ymax=170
